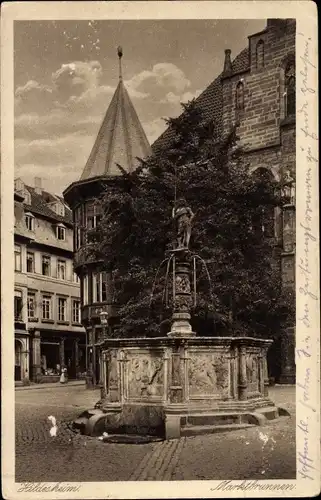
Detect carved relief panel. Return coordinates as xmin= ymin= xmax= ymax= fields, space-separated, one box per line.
xmin=125 ymin=351 xmax=165 ymax=400
xmin=175 ymin=275 xmax=191 ymax=294
xmin=246 ymin=353 xmax=260 ymax=394
xmin=106 ymin=349 xmax=120 ymax=402
xmin=188 ymin=350 xmax=230 ymax=399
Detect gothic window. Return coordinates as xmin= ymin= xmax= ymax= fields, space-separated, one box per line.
xmin=285 ymin=64 xmax=295 ymax=116
xmin=256 ymin=40 xmax=264 ymax=69
xmin=236 ymin=82 xmax=244 ymax=111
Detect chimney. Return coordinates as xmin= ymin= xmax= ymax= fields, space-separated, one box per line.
xmin=34 ymin=177 xmax=43 ymax=195
xmin=223 ymin=49 xmax=232 ymax=75
xmin=267 ymin=19 xmax=288 ymax=31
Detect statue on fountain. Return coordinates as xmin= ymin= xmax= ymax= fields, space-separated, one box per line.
xmin=172 ymin=198 xmax=195 ymax=251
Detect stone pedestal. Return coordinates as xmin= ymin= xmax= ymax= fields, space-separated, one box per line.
xmin=81 ymin=336 xmax=289 ymax=439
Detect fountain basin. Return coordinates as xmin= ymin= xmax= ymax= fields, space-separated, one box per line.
xmin=80 ymin=336 xmax=289 ymax=439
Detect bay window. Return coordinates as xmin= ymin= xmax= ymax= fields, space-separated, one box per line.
xmin=92 ymin=272 xmax=109 ymax=303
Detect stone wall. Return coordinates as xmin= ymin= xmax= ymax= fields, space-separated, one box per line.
xmin=222 ymin=19 xmax=296 ymax=290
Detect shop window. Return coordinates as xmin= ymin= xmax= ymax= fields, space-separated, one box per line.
xmin=72 ymin=299 xmax=81 ymax=323
xmin=256 ymin=40 xmax=264 ymax=69
xmin=42 ymin=255 xmax=51 ymax=276
xmin=26 ymin=252 xmax=35 ymax=273
xmin=236 ymin=81 xmax=245 ymax=111
xmin=41 ymin=343 xmax=60 ymax=375
xmin=27 ymin=292 xmax=36 ymax=319
xmin=57 ymin=297 xmax=67 ymax=322
xmin=14 ymin=290 xmax=23 ymax=320
xmin=14 ymin=244 xmax=22 ymax=272
xmin=42 ymin=295 xmax=52 ymax=320
xmin=57 ymin=259 xmax=66 ymax=280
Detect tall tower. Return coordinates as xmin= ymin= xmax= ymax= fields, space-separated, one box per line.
xmin=63 ymin=48 xmax=151 ymax=385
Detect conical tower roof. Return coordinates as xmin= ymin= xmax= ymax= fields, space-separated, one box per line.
xmin=80 ymin=47 xmax=151 ymax=180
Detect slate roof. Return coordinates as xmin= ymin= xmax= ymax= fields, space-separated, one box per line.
xmin=24 ymin=186 xmax=73 ymax=226
xmin=80 ymin=78 xmax=152 ymax=181
xmin=231 ymin=47 xmax=249 ymax=74
xmin=151 ymin=47 xmax=250 ymax=156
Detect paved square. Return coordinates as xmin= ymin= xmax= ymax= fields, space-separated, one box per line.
xmin=15 ymin=384 xmax=296 ymax=482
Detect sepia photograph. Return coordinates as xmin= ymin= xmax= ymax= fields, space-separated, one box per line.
xmin=1 ymin=2 xmax=319 ymax=499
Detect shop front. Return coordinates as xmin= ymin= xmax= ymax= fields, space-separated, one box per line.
xmin=38 ymin=332 xmax=86 ymax=382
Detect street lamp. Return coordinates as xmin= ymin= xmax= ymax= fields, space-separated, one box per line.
xmin=100 ymin=310 xmax=109 ymax=341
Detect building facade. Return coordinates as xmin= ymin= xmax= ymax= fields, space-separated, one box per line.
xmin=14 ymin=177 xmax=86 ymax=383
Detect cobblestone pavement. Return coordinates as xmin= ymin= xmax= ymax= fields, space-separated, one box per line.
xmin=15 ymin=384 xmax=296 ymax=482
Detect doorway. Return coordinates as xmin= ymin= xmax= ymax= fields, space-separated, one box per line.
xmin=65 ymin=344 xmax=76 ymax=379
xmin=15 ymin=339 xmax=22 ymax=381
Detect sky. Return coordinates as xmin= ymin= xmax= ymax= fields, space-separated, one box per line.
xmin=14 ymin=19 xmax=266 ymax=195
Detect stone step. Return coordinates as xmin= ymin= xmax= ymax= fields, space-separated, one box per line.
xmin=184 ymin=413 xmax=243 ymax=426
xmin=181 ymin=423 xmax=254 ymax=437
xmin=77 ymin=408 xmax=104 ymax=420
xmin=255 ymin=406 xmax=280 ymax=420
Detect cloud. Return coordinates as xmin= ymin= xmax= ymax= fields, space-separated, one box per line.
xmin=143 ymin=117 xmax=168 ymax=144
xmin=15 ymin=133 xmax=94 ymax=171
xmin=15 ymin=60 xmax=200 ymax=193
xmin=127 ymin=63 xmax=191 ymax=97
xmin=160 ymin=89 xmax=202 ymax=105
xmin=52 ymin=60 xmax=103 ymax=103
xmin=15 ymin=80 xmax=56 ymax=115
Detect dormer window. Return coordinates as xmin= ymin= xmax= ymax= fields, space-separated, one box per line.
xmin=56 ymin=224 xmax=66 ymax=241
xmin=57 ymin=203 xmax=65 ymax=217
xmin=236 ymin=81 xmax=245 ymax=111
xmin=25 ymin=212 xmax=35 ymax=231
xmin=256 ymin=40 xmax=264 ymax=69
xmin=24 ymin=191 xmax=31 ymax=205
xmin=48 ymin=200 xmax=66 ymax=217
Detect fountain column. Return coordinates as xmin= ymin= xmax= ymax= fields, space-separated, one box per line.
xmin=168 ymin=249 xmax=195 ymax=337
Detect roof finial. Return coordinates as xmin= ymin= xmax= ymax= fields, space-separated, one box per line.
xmin=117 ymin=46 xmax=123 ymax=80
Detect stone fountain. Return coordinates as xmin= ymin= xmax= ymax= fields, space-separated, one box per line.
xmin=75 ymin=200 xmax=289 ymax=439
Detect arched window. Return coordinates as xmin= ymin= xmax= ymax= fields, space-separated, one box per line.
xmin=256 ymin=40 xmax=264 ymax=69
xmin=285 ymin=64 xmax=295 ymax=116
xmin=236 ymin=81 xmax=244 ymax=111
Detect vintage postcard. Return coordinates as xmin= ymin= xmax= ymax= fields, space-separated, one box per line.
xmin=1 ymin=1 xmax=319 ymax=498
